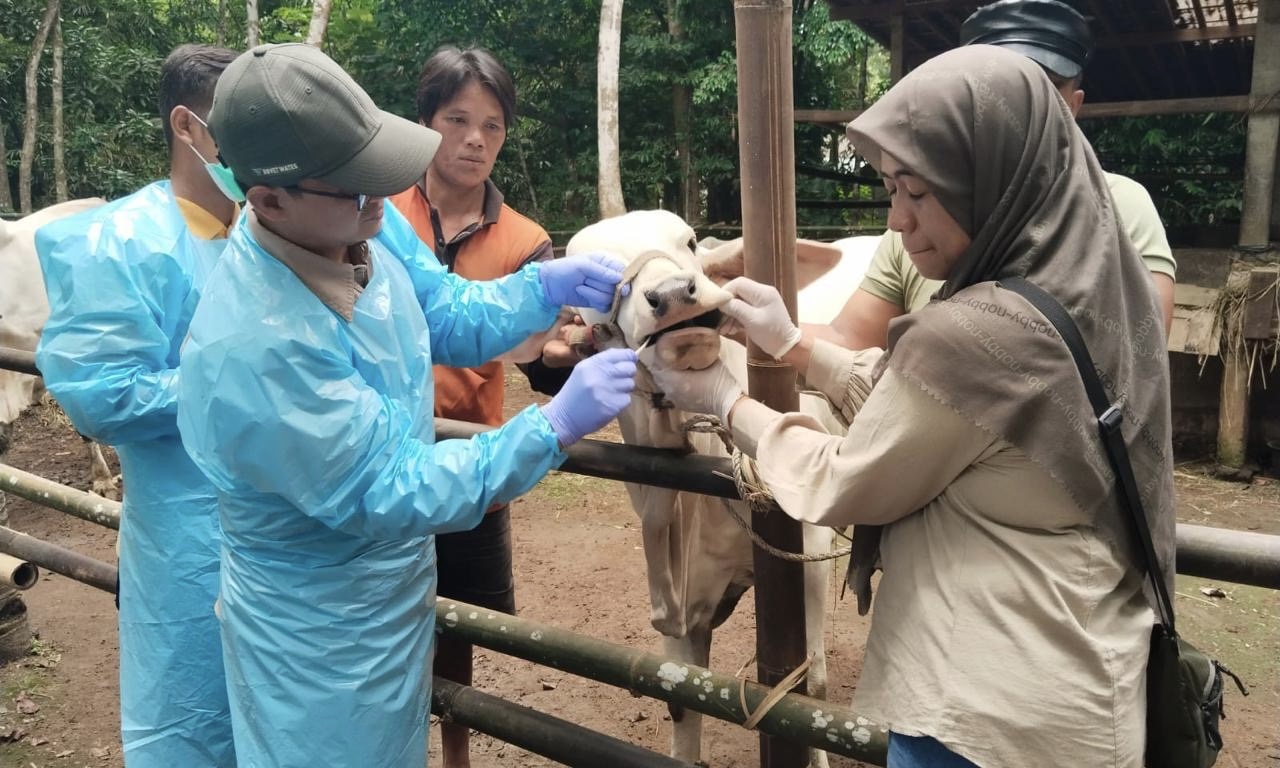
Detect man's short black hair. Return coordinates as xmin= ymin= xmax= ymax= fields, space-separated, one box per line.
xmin=415 ymin=46 xmax=516 ymax=130
xmin=157 ymin=43 xmax=238 ymax=149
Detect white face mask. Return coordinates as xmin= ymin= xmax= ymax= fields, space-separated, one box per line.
xmin=187 ymin=111 xmax=245 ymax=203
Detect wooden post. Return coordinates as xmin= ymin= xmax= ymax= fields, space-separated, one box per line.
xmin=1221 ymin=0 xmax=1280 ymax=466
xmin=890 ymin=12 xmax=905 ymax=82
xmin=1240 ymin=0 xmax=1280 ymax=247
xmin=733 ymin=2 xmax=808 ymax=767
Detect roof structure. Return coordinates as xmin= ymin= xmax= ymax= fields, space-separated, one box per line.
xmin=820 ymin=0 xmax=1258 ymax=111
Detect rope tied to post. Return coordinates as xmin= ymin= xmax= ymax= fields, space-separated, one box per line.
xmin=681 ymin=415 xmax=852 ymax=564
xmin=733 ymin=650 xmax=813 ymax=731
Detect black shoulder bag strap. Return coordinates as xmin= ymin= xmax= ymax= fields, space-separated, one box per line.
xmin=1000 ymin=277 xmax=1177 ymax=634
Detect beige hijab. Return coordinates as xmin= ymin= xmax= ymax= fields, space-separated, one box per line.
xmin=846 ymin=45 xmax=1175 ymax=599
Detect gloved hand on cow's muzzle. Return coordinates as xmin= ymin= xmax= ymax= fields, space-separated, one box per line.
xmin=720 ymin=277 xmax=803 ymax=359
xmin=540 ymin=348 xmax=638 ymax=447
xmin=649 ymin=359 xmax=746 ymax=422
xmin=539 ymin=253 xmax=628 ymax=313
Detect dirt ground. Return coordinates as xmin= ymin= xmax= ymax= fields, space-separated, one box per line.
xmin=0 ymin=373 xmax=1277 ymax=768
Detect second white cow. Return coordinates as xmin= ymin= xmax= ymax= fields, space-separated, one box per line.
xmin=567 ymin=210 xmax=875 ymax=767
xmin=0 ymin=198 xmax=117 ymax=498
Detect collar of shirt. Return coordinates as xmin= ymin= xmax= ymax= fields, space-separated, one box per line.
xmin=416 ymin=178 xmax=504 ymax=270
xmin=175 ymin=197 xmax=239 ymax=240
xmin=246 ymin=208 xmax=372 ymax=323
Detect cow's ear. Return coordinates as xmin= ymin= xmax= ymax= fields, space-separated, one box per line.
xmin=697 ymin=237 xmax=744 ymax=287
xmin=794 ymin=239 xmax=842 ymax=289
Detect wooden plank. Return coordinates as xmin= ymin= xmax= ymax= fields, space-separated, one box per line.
xmin=794 ymin=96 xmax=1253 ymax=126
xmin=890 ymin=13 xmax=905 ymax=82
xmin=1242 ymin=268 xmax=1280 ymax=339
xmin=826 ymin=0 xmax=959 ymax=23
xmin=1175 ymin=284 xmax=1222 ymax=308
xmin=1173 ymin=248 xmax=1235 ymax=287
xmin=1097 ymin=23 xmax=1257 ymax=47
xmin=1168 ymin=305 xmax=1222 ymax=356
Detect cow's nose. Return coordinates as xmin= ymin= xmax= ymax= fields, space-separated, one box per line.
xmin=642 ymin=275 xmax=698 ymax=318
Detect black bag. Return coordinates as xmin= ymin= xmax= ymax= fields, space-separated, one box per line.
xmin=1001 ymin=278 xmax=1246 ymax=768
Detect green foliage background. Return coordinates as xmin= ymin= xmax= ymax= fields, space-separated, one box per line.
xmin=0 ymin=0 xmax=1244 ymax=239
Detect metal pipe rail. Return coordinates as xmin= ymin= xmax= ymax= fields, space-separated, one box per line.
xmin=431 ymin=677 xmax=692 ymax=768
xmin=0 ymin=526 xmax=116 ymax=593
xmin=0 ymin=462 xmax=121 ymax=529
xmin=437 ymin=419 xmax=1280 ymax=591
xmin=2 ymin=354 xmax=1278 ymax=589
xmin=436 ymin=417 xmax=739 ymax=499
xmin=0 ymin=346 xmax=39 ymax=377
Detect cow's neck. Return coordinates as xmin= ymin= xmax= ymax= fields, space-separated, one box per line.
xmin=616 ymin=362 xmax=693 ymax=451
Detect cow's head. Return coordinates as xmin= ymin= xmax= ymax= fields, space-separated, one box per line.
xmin=567 ymin=211 xmax=731 ymax=371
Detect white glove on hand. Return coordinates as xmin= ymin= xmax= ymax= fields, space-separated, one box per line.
xmin=649 ymin=360 xmax=745 ymax=421
xmin=721 ymin=277 xmax=802 ymax=359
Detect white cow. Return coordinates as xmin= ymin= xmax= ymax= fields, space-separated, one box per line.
xmin=567 ymin=211 xmax=875 ymax=767
xmin=0 ymin=199 xmax=118 ymax=499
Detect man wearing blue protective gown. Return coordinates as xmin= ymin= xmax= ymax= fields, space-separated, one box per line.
xmin=35 ymin=45 xmax=240 ymax=768
xmin=176 ymin=43 xmax=638 ymax=767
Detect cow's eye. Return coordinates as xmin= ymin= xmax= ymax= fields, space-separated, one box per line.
xmin=687 ymin=237 xmax=697 ymax=253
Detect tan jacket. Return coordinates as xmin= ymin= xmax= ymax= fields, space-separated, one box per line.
xmin=732 ymin=340 xmax=1152 ymax=768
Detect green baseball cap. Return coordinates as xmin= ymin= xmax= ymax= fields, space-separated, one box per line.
xmin=208 ymin=43 xmax=441 ymax=196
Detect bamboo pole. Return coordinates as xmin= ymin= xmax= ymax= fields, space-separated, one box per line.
xmin=437 ymin=598 xmax=889 ymax=763
xmin=0 ymin=528 xmax=893 ymax=765
xmin=733 ymin=3 xmax=808 ymax=766
xmin=0 ymin=462 xmax=121 ymax=529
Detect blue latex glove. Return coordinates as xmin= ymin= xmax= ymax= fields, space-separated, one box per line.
xmin=540 ymin=348 xmax=638 ymax=446
xmin=539 ymin=253 xmax=626 ymax=312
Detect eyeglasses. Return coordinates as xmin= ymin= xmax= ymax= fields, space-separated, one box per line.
xmin=284 ymin=186 xmax=370 ymax=212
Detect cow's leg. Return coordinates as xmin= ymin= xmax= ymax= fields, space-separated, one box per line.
xmin=663 ymin=624 xmax=712 ymax=766
xmin=802 ymin=525 xmax=832 ymax=768
xmin=86 ymin=441 xmax=120 ymax=501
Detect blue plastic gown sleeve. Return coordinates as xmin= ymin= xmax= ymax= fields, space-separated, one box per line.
xmin=379 ymin=203 xmax=560 ymax=368
xmin=35 ymin=215 xmax=186 ymax=445
xmin=184 ymin=332 xmax=566 ymax=539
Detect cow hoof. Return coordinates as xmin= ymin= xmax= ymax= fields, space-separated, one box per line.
xmin=91 ymin=479 xmax=121 ymax=502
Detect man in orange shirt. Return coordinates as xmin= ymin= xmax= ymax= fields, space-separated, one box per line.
xmin=387 ymin=46 xmax=575 ymax=768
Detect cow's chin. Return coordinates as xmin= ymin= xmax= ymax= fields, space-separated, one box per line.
xmin=648 ymin=327 xmax=721 ymax=371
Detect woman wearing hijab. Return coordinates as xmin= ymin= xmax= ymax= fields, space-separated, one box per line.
xmin=652 ymin=45 xmax=1174 ymax=767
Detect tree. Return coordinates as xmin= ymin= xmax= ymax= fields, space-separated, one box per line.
xmin=305 ymin=0 xmax=332 ymax=47
xmin=667 ymin=0 xmax=699 ymax=224
xmin=0 ymin=126 xmax=13 ymax=211
xmin=217 ymin=0 xmax=229 ymax=46
xmin=52 ymin=12 xmax=66 ymax=202
xmin=597 ymin=0 xmax=625 ymax=218
xmin=18 ymin=0 xmax=59 ymax=213
xmin=246 ymin=0 xmax=259 ymax=47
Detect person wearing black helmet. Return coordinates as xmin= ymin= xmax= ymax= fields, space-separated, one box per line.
xmin=813 ymin=0 xmax=1176 ymax=350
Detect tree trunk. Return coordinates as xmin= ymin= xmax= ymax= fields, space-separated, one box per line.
xmin=0 ymin=124 xmax=13 ymax=211
xmin=246 ymin=0 xmax=259 ymax=48
xmin=857 ymin=42 xmax=868 ymax=109
xmin=52 ymin=15 xmax=66 ymax=203
xmin=19 ymin=0 xmax=60 ymax=214
xmin=514 ymin=135 xmax=542 ymax=223
xmin=305 ymin=0 xmax=333 ymax=47
xmin=667 ymin=0 xmax=699 ymax=225
xmin=217 ymin=0 xmax=228 ymax=46
xmin=596 ymin=0 xmax=626 ymax=218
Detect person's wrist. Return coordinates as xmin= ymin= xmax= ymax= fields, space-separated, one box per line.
xmin=772 ymin=325 xmax=802 ymax=359
xmin=719 ymin=390 xmax=748 ymax=423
